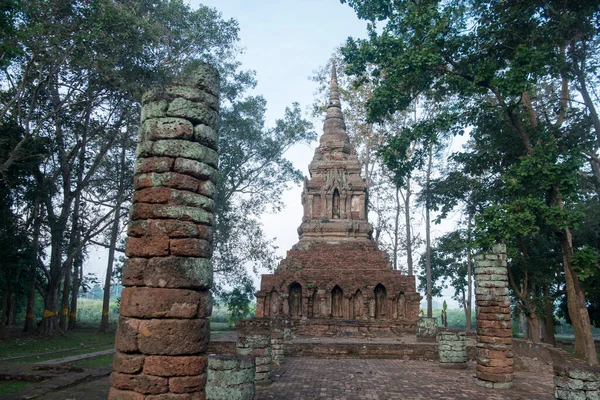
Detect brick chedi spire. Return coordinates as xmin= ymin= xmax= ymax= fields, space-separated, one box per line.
xmin=298 ymin=62 xmax=371 ymax=245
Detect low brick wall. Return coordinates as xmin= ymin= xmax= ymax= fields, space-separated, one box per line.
xmin=236 ymin=319 xmax=272 ymax=384
xmin=271 ymin=319 xmax=289 ymax=364
xmin=206 ymin=354 xmax=254 ymax=400
xmin=554 ymin=364 xmax=600 ymax=400
xmin=438 ymin=329 xmax=467 ymax=369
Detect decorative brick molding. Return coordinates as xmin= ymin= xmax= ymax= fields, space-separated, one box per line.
xmin=206 ymin=354 xmax=255 ymax=400
xmin=554 ymin=363 xmax=600 ymax=399
xmin=438 ymin=329 xmax=467 ymax=369
xmin=416 ymin=317 xmax=437 ymax=342
xmin=109 ymin=64 xmax=219 ymax=399
xmin=236 ymin=319 xmax=272 ymax=384
xmin=474 ymin=243 xmax=514 ymax=389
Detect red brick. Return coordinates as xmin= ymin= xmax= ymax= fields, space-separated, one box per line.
xmin=113 ymin=352 xmax=145 ymax=374
xmin=169 ymin=374 xmax=207 ymax=393
xmin=134 ymin=172 xmax=199 ymax=192
xmin=476 ymin=371 xmax=514 ymax=383
xmin=124 ymin=257 xmax=212 ymax=289
xmin=135 ymin=157 xmax=174 ymax=174
xmin=476 ymin=364 xmax=514 ymax=375
xmin=197 ymin=225 xmax=213 ymax=241
xmin=120 ymin=287 xmax=202 ymax=319
xmin=170 ymin=239 xmax=211 ymax=257
xmin=137 ymin=318 xmax=209 ymax=355
xmin=134 ymin=187 xmax=173 ymax=204
xmin=143 ymin=118 xmax=193 ymax=141
xmin=126 ymin=236 xmax=170 ymax=257
xmin=477 ymin=319 xmax=511 ymax=329
xmin=146 ymin=393 xmax=205 ymax=400
xmin=115 ymin=317 xmax=140 ymax=353
xmin=108 ymin=388 xmax=145 ymax=400
xmin=477 ymin=335 xmax=512 ymax=344
xmin=144 ymin=355 xmax=207 ymax=377
xmin=110 ymin=372 xmax=168 ymax=394
xmin=121 ymin=258 xmax=148 ymax=286
xmin=477 ymin=327 xmax=512 ymax=337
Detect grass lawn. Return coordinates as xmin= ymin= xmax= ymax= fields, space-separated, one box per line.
xmin=0 ymin=330 xmax=114 ymax=360
xmin=72 ymin=353 xmax=114 ymax=368
xmin=0 ymin=380 xmax=36 ymax=395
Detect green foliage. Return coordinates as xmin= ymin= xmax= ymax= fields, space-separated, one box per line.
xmin=220 ymin=279 xmax=255 ymax=326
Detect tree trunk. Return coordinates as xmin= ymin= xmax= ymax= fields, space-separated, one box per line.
xmin=37 ymin=232 xmax=66 ymax=336
xmin=23 ymin=201 xmax=42 ymax=332
xmin=520 ymin=313 xmax=529 ymax=340
xmin=23 ymin=279 xmax=36 ymax=332
xmin=59 ymin=263 xmax=71 ymax=332
xmin=99 ymin=212 xmax=120 ymax=333
xmin=560 ymin=226 xmax=598 ymax=364
xmin=0 ymin=291 xmax=8 ymax=340
xmin=425 ymin=148 xmax=433 ymax=318
xmin=392 ymin=187 xmax=400 ymax=270
xmin=68 ymin=254 xmax=82 ymax=330
xmin=543 ymin=284 xmax=556 ymax=346
xmin=404 ymin=179 xmax=413 ymax=275
xmin=466 ymin=213 xmax=473 ymax=333
xmin=529 ymin=313 xmax=541 ymax=343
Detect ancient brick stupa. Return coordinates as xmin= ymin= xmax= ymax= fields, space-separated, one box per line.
xmin=255 ymin=66 xmax=421 ymax=336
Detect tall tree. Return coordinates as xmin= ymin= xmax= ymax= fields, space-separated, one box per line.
xmin=341 ymin=0 xmax=599 ymax=363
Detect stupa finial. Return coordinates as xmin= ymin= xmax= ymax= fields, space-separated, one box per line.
xmin=328 ymin=61 xmax=341 ymax=108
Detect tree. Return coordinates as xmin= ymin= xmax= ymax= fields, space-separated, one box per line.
xmin=0 ymin=0 xmax=240 ymax=335
xmin=341 ymin=0 xmax=600 ymax=363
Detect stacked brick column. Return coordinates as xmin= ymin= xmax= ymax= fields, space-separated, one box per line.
xmin=554 ymin=364 xmax=600 ymax=399
xmin=109 ymin=64 xmax=220 ymax=399
xmin=206 ymin=354 xmax=255 ymax=400
xmin=270 ymin=319 xmax=289 ymax=364
xmin=474 ymin=243 xmax=514 ymax=389
xmin=438 ymin=329 xmax=467 ymax=369
xmin=416 ymin=317 xmax=437 ymax=342
xmin=236 ymin=319 xmax=272 ymax=384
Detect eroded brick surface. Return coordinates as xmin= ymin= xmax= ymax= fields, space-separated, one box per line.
xmin=110 ymin=64 xmax=219 ymax=398
xmin=474 ymin=243 xmax=514 ymax=389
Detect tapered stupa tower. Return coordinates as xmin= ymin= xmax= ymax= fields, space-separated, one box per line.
xmin=255 ymin=65 xmax=421 ymax=337
xmin=297 ymin=64 xmax=371 ymax=244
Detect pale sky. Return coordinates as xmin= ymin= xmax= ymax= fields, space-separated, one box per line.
xmin=89 ymin=0 xmax=463 ymax=308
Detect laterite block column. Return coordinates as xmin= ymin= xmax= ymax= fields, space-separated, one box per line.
xmin=438 ymin=329 xmax=467 ymax=369
xmin=474 ymin=243 xmax=514 ymax=389
xmin=109 ymin=64 xmax=220 ymax=399
xmin=206 ymin=354 xmax=255 ymax=400
xmin=236 ymin=319 xmax=272 ymax=384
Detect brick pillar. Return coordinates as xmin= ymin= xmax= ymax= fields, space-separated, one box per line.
xmin=206 ymin=354 xmax=255 ymax=400
xmin=271 ymin=319 xmax=288 ymax=364
xmin=109 ymin=64 xmax=220 ymax=399
xmin=236 ymin=319 xmax=272 ymax=384
xmin=416 ymin=317 xmax=437 ymax=342
xmin=474 ymin=243 xmax=514 ymax=389
xmin=438 ymin=329 xmax=467 ymax=369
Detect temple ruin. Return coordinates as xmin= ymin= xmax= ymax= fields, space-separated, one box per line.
xmin=255 ymin=66 xmax=421 ymax=336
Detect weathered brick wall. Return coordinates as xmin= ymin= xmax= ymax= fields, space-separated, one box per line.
xmin=109 ymin=65 xmax=219 ymax=399
xmin=256 ymin=242 xmax=421 ymax=334
xmin=474 ymin=243 xmax=514 ymax=389
xmin=554 ymin=364 xmax=600 ymax=399
xmin=206 ymin=354 xmax=255 ymax=400
xmin=438 ymin=329 xmax=467 ymax=369
xmin=270 ymin=319 xmax=289 ymax=364
xmin=236 ymin=319 xmax=272 ymax=384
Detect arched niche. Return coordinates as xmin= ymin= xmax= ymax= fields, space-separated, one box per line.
xmin=332 ymin=188 xmax=340 ymax=219
xmin=288 ymin=282 xmax=302 ymax=317
xmin=331 ymin=285 xmax=344 ymax=318
xmin=374 ymin=283 xmax=387 ymax=319
xmin=312 ymin=288 xmax=319 ymax=317
xmin=353 ymin=289 xmax=363 ymax=319
xmin=268 ymin=289 xmax=279 ymax=316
